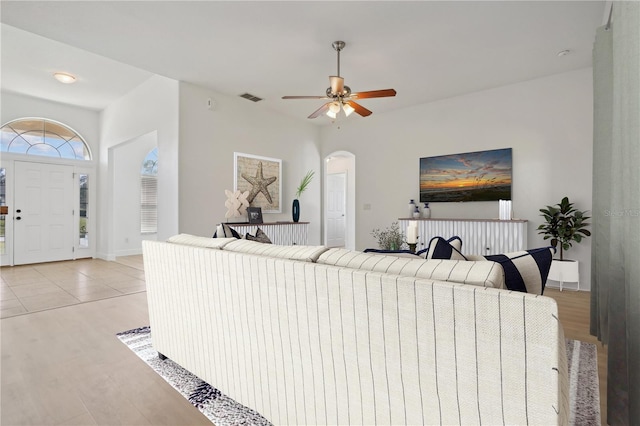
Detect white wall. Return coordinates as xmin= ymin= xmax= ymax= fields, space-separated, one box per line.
xmin=178 ymin=82 xmax=322 ymax=244
xmin=320 ymin=68 xmax=594 ymax=289
xmin=99 ymin=75 xmax=179 ymax=260
xmin=112 ymin=131 xmax=157 ymax=256
xmin=1 ymin=91 xmax=99 ymax=156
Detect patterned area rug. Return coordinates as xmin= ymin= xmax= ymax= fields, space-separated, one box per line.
xmin=116 ymin=327 xmax=270 ymax=426
xmin=566 ymin=339 xmax=601 ymax=425
xmin=118 ymin=326 xmax=600 ymax=426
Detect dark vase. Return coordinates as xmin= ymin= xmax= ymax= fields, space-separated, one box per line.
xmin=292 ymin=199 xmax=300 ymax=222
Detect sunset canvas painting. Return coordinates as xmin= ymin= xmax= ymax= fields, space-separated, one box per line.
xmin=420 ymin=148 xmax=512 ymax=202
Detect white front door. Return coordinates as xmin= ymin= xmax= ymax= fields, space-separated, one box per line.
xmin=14 ymin=161 xmax=75 ymax=265
xmin=326 ymin=172 xmax=346 ymax=248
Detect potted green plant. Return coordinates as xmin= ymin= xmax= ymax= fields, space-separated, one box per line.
xmin=537 ymin=196 xmax=591 ymax=260
xmin=371 ymin=221 xmax=406 ymax=250
xmin=292 ymin=170 xmax=314 ymax=223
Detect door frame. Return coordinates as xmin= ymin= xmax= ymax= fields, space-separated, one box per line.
xmin=324 ymin=151 xmax=356 ymax=250
xmin=0 ymin=153 xmax=96 ymax=266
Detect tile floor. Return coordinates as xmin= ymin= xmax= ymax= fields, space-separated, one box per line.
xmin=0 ymin=256 xmax=146 ymax=319
xmin=1 ymin=291 xmax=210 ymax=425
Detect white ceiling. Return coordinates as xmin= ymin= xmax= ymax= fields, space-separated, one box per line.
xmin=1 ymin=1 xmax=606 ymax=123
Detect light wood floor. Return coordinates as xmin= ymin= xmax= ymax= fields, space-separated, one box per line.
xmin=1 ymin=292 xmax=210 ymax=425
xmin=1 ymin=258 xmax=608 ymax=425
xmin=545 ymin=288 xmax=608 ymax=426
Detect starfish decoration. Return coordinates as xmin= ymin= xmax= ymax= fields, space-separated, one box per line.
xmin=242 ymin=162 xmax=277 ymax=204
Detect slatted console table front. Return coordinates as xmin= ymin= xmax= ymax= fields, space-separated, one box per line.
xmin=399 ymin=218 xmax=528 ymax=255
xmin=227 ymin=222 xmax=309 ymax=245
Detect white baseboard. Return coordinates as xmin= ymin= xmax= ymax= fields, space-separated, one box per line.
xmin=96 ymin=252 xmax=117 ymax=261
xmin=115 ymin=248 xmax=143 ymax=257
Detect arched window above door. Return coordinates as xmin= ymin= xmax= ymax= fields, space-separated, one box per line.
xmin=1 ymin=118 xmax=91 ymax=160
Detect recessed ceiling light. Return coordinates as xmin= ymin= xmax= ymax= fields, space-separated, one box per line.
xmin=53 ymin=72 xmax=77 ymax=84
xmin=557 ymin=49 xmax=571 ymax=57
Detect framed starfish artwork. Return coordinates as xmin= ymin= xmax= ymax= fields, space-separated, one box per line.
xmin=234 ymin=152 xmax=282 ymax=213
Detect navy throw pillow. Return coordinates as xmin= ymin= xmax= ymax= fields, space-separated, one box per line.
xmin=481 ymin=247 xmax=554 ymax=294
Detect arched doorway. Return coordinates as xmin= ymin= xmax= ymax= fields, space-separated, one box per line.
xmin=324 ymin=151 xmax=355 ymax=249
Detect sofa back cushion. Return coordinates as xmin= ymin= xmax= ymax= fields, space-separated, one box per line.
xmin=167 ymin=233 xmax=236 ymax=249
xmin=317 ymin=248 xmax=504 ymax=288
xmin=223 ymin=239 xmax=329 ymax=262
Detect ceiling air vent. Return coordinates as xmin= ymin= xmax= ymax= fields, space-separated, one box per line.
xmin=239 ymin=93 xmax=263 ymax=102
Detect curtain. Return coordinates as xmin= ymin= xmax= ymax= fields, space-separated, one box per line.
xmin=591 ymin=2 xmax=640 ymax=424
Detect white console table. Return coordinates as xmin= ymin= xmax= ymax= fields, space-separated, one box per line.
xmin=399 ymin=218 xmax=528 ymax=255
xmin=227 ymin=222 xmax=309 ymax=245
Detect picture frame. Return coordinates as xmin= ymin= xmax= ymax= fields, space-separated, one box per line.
xmin=234 ymin=152 xmax=282 ymax=213
xmin=247 ymin=207 xmax=263 ymax=224
xmin=420 ymin=148 xmax=512 ymax=202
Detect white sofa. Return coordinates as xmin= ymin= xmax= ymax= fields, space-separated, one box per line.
xmin=143 ymin=235 xmax=569 ymax=425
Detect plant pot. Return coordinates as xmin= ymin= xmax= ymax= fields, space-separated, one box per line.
xmin=547 ymin=259 xmax=580 ymax=291
xmin=292 ymin=199 xmax=300 ymax=222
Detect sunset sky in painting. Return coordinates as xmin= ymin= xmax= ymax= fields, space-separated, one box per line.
xmin=420 ymin=148 xmax=512 ymax=191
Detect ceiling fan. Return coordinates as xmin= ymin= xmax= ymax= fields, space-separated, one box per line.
xmin=282 ymin=41 xmax=396 ymax=119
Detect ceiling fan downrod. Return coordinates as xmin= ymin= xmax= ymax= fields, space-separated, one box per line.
xmin=332 ymin=40 xmax=345 ymax=77
xmin=329 ymin=41 xmax=350 ymax=98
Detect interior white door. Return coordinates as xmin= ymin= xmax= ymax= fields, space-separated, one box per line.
xmin=326 ymin=172 xmax=346 ymax=247
xmin=14 ymin=162 xmax=75 ymax=265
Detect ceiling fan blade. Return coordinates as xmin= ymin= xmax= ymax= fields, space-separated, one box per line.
xmin=351 ymin=89 xmax=397 ymax=99
xmin=308 ymin=102 xmax=331 ymax=119
xmin=282 ymin=95 xmax=328 ymax=99
xmin=345 ymin=101 xmax=372 ymax=117
xmin=329 ymin=76 xmax=344 ymax=95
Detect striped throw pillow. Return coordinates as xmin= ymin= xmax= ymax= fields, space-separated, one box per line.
xmin=213 ymin=223 xmax=241 ymax=239
xmin=419 ymin=236 xmax=466 ymax=260
xmin=470 ymin=247 xmax=555 ymax=294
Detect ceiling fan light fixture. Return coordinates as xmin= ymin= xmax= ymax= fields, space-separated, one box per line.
xmin=53 ymin=72 xmax=76 ymax=84
xmin=342 ymin=102 xmax=355 ymax=117
xmin=326 ymin=109 xmax=337 ymax=119
xmin=328 ymin=101 xmax=341 ymax=113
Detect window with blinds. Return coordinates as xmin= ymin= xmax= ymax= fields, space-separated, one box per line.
xmin=141 ymin=148 xmax=158 ymax=234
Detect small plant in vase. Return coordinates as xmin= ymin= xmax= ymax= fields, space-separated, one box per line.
xmin=537 ymin=196 xmax=591 ymax=260
xmin=371 ymin=221 xmax=406 ymax=250
xmin=292 ymin=170 xmax=314 ymax=222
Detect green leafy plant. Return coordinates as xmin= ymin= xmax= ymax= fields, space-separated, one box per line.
xmin=295 ymin=170 xmax=315 ymax=199
xmin=371 ymin=221 xmax=406 ymax=250
xmin=537 ymin=196 xmax=591 ymax=260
